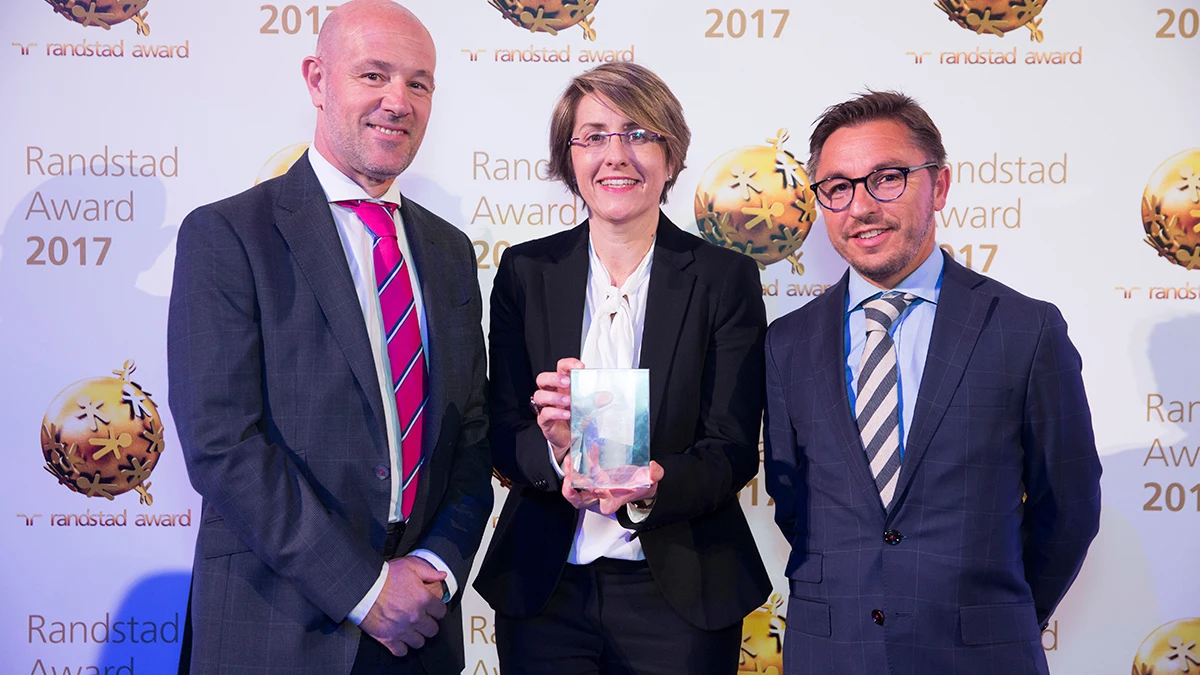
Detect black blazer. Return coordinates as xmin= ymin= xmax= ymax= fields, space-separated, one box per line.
xmin=474 ymin=213 xmax=771 ymax=631
xmin=167 ymin=153 xmax=493 ymax=675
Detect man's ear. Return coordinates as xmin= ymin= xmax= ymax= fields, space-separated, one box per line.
xmin=301 ymin=56 xmax=325 ymax=110
xmin=932 ymin=164 xmax=951 ymax=211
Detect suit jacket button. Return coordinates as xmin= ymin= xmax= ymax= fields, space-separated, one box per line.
xmin=871 ymin=609 xmax=885 ymax=626
xmin=374 ymin=465 xmax=390 ymax=480
xmin=883 ymin=529 xmax=903 ymax=545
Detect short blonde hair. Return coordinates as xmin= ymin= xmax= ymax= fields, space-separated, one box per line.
xmin=547 ymin=62 xmax=690 ymax=204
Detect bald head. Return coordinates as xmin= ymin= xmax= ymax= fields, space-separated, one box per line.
xmin=302 ymin=0 xmax=437 ymax=196
xmin=315 ymin=0 xmax=432 ymax=65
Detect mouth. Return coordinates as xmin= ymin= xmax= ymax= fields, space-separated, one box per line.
xmin=597 ymin=177 xmax=640 ymax=190
xmin=850 ymin=228 xmax=891 ymax=245
xmin=368 ymin=123 xmax=408 ymax=137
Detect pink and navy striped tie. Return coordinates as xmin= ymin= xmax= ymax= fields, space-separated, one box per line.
xmin=338 ymin=200 xmax=426 ymax=520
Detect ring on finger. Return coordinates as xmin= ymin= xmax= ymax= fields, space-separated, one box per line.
xmin=529 ymin=394 xmax=543 ymax=416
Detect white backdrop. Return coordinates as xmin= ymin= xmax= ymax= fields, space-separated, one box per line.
xmin=2 ymin=1 xmax=1199 ymax=673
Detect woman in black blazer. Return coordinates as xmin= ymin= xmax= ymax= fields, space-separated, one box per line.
xmin=474 ymin=62 xmax=770 ymax=675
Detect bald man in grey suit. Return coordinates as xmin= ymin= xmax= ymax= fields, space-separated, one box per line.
xmin=168 ymin=3 xmax=491 ymax=673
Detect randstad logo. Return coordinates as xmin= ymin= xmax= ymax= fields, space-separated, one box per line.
xmin=739 ymin=594 xmax=785 ymax=674
xmin=936 ymin=0 xmax=1048 ymax=41
xmin=256 ymin=144 xmax=310 ymax=186
xmin=47 ymin=0 xmax=152 ymax=36
xmin=694 ymin=130 xmax=817 ymax=276
xmin=1143 ymin=148 xmax=1200 ymax=270
xmin=41 ymin=361 xmax=166 ymax=504
xmin=18 ymin=0 xmax=190 ymax=59
xmin=490 ymin=0 xmax=600 ymax=40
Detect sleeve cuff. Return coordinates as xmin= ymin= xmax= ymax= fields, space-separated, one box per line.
xmin=626 ymin=499 xmax=654 ymax=523
xmin=347 ymin=562 xmax=389 ymax=625
xmin=410 ymin=549 xmax=456 ymax=602
xmin=548 ymin=440 xmax=566 ymax=478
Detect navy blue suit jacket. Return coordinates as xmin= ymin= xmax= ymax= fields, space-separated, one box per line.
xmin=764 ymin=252 xmax=1101 ymax=675
xmin=167 ymin=154 xmax=492 ymax=675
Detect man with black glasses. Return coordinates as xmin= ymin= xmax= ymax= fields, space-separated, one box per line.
xmin=763 ymin=90 xmax=1102 ymax=675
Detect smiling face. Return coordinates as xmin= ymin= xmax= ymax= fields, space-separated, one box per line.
xmin=570 ymin=94 xmax=669 ymax=233
xmin=303 ymin=1 xmax=435 ymax=196
xmin=815 ymin=119 xmax=950 ymax=289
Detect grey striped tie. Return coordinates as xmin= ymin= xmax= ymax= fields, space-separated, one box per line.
xmin=856 ymin=292 xmax=916 ymax=508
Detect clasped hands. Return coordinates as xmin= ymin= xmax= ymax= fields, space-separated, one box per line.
xmin=359 ymin=556 xmax=447 ymax=658
xmin=532 ymin=357 xmax=664 ymax=515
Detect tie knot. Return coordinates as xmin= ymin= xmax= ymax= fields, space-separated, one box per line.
xmin=336 ymin=200 xmax=399 ymax=240
xmin=863 ymin=292 xmax=916 ymax=333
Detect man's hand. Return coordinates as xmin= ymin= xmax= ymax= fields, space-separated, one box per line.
xmin=359 ymin=556 xmax=448 ymax=657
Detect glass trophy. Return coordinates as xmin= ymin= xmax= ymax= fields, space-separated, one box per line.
xmin=568 ymin=368 xmax=651 ymax=489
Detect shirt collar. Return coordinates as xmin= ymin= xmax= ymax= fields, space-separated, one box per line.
xmin=307 ymin=144 xmax=404 ymax=208
xmin=846 ymin=247 xmax=944 ymax=313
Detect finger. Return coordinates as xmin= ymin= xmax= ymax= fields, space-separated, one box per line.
xmin=596 ymin=489 xmax=626 ymax=515
xmin=385 ymin=640 xmax=409 ymax=658
xmin=536 ymin=371 xmax=569 ymax=391
xmin=401 ymin=555 xmax=446 ymax=581
xmin=537 ymin=405 xmax=571 ymax=424
xmin=556 ymin=358 xmax=584 ymax=376
xmin=412 ymin=565 xmax=448 ymax=584
xmin=561 ymin=479 xmax=595 ymax=509
xmin=413 ymin=614 xmax=441 ymax=638
xmin=399 ymin=630 xmax=426 ymax=650
xmin=532 ymin=389 xmax=571 ymax=410
xmin=649 ymin=460 xmax=665 ymax=482
xmin=426 ymin=596 xmax=448 ymax=621
xmin=561 ymin=479 xmax=581 ymax=504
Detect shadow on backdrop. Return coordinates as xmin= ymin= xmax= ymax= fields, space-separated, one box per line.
xmin=96 ymin=572 xmax=190 ymax=672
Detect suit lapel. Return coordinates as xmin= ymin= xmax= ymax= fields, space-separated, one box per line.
xmin=888 ymin=254 xmax=992 ymax=518
xmin=814 ymin=273 xmax=884 ymax=507
xmin=273 ymin=155 xmax=387 ymax=443
xmin=543 ymin=224 xmax=589 ymax=363
xmin=640 ymin=216 xmax=696 ymax=456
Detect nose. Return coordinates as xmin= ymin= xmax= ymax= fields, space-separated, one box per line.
xmin=846 ymin=181 xmax=880 ymax=222
xmin=602 ymin=134 xmax=632 ymax=165
xmin=381 ymin=81 xmax=413 ymax=118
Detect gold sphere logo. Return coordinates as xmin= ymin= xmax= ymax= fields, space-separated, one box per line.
xmin=1143 ymin=148 xmax=1200 ymax=270
xmin=255 ymin=143 xmax=310 ymax=186
xmin=739 ymin=593 xmax=785 ymax=674
xmin=936 ymin=0 xmax=1047 ymax=41
xmin=41 ymin=360 xmax=165 ymax=504
xmin=489 ymin=0 xmax=600 ymax=40
xmin=1132 ymin=618 xmax=1200 ymax=674
xmin=47 ymin=0 xmax=152 ymax=35
xmin=694 ymin=129 xmax=817 ymax=275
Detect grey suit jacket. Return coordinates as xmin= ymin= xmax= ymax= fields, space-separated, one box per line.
xmin=167 ymin=153 xmax=492 ymax=674
xmin=764 ymin=253 xmax=1101 ymax=675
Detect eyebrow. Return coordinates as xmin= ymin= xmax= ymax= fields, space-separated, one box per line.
xmin=821 ymin=159 xmax=912 ymax=180
xmin=353 ymin=59 xmax=435 ymax=81
xmin=573 ymin=121 xmax=641 ymax=133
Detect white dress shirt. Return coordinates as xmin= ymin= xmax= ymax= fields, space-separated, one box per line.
xmin=307 ymin=147 xmax=454 ymax=623
xmin=552 ymin=237 xmax=654 ymax=565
